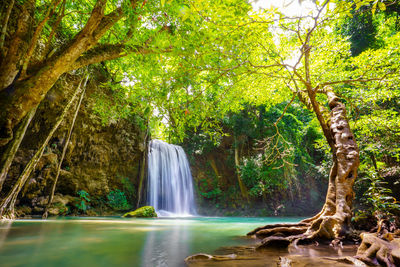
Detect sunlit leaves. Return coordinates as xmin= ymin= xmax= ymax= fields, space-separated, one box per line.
xmin=86 ymin=0 xmax=399 ymax=153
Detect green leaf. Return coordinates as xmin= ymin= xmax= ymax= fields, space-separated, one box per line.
xmin=372 ymin=1 xmax=378 ymax=15
xmin=378 ymin=2 xmax=386 ymax=11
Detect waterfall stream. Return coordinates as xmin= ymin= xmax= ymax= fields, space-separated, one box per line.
xmin=147 ymin=139 xmax=197 ymax=217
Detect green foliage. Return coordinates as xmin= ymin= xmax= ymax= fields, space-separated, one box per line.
xmin=239 ymin=155 xmax=291 ymax=197
xmin=76 ymin=190 xmax=90 ymax=213
xmin=338 ymin=8 xmax=377 ymax=56
xmin=107 ymin=189 xmax=132 ymax=211
xmin=53 ymin=202 xmax=69 ymax=215
xmin=31 ymin=0 xmax=399 ymax=217
xmin=358 ymin=169 xmax=400 ymax=218
xmin=198 ymin=178 xmax=222 ymax=201
xmin=117 ymin=175 xmax=136 ymax=200
xmin=239 ymin=156 xmax=266 ymax=197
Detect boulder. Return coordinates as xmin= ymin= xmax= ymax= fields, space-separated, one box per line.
xmin=123 ymin=206 xmax=157 ymax=218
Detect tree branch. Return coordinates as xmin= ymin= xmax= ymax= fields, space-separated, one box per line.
xmin=274 ymin=92 xmax=296 ymax=126
xmin=315 ymin=76 xmax=395 ymax=91
xmin=20 ymin=0 xmax=63 ymax=78
xmin=93 ymin=7 xmax=124 ymax=41
xmin=68 ymin=23 xmax=174 ymax=71
xmin=67 ymin=43 xmax=171 ymax=72
xmin=43 ymin=0 xmax=66 ymax=58
xmin=0 ymin=0 xmax=15 ymax=50
xmin=83 ymin=0 xmax=107 ymax=34
xmin=0 ymin=0 xmax=33 ymax=90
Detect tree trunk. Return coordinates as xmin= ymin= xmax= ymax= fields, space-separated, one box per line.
xmin=0 ymin=0 xmax=33 ymax=90
xmin=20 ymin=0 xmax=63 ymax=78
xmin=0 ymin=0 xmax=15 ymax=50
xmin=0 ymin=77 xmax=86 ymax=219
xmin=136 ymin=129 xmax=149 ymax=209
xmin=0 ymin=0 xmax=124 ymax=147
xmin=43 ymin=0 xmax=66 ymax=58
xmin=234 ymin=136 xmax=249 ymax=202
xmin=42 ymin=75 xmax=88 ymax=219
xmin=248 ymin=88 xmax=359 ymax=245
xmin=209 ymin=157 xmax=226 ymax=185
xmin=0 ymin=106 xmax=37 ymax=191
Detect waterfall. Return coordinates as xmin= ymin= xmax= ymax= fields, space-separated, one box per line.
xmin=147 ymin=139 xmax=197 ymax=217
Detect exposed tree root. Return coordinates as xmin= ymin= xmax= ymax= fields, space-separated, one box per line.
xmin=355 ymin=232 xmax=400 ymax=267
xmin=248 ymin=222 xmax=309 ymax=237
xmin=185 ymin=253 xmax=257 ymax=262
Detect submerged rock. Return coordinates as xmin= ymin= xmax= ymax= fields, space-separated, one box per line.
xmin=123 ymin=206 xmax=157 ymax=218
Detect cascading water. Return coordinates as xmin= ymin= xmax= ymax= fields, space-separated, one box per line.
xmin=147 ymin=139 xmax=197 ymax=217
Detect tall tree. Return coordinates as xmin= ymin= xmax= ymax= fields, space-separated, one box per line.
xmin=0 ymin=0 xmax=176 ymax=146
xmin=136 ymin=0 xmax=398 ymax=244
xmin=96 ymin=3 xmax=399 ymax=243
xmin=231 ymin=0 xmax=398 ymax=244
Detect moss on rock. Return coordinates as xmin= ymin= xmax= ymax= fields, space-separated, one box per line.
xmin=123 ymin=206 xmax=157 ymax=218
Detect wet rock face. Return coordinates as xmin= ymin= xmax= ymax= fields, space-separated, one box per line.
xmin=4 ymin=72 xmax=145 ymax=215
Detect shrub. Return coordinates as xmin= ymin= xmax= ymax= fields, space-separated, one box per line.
xmin=360 ymin=169 xmax=400 ymax=218
xmin=76 ymin=190 xmax=90 ymax=212
xmin=198 ymin=178 xmax=222 ymax=200
xmin=107 ymin=189 xmax=132 ymax=211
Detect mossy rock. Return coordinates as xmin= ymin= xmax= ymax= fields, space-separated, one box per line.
xmin=123 ymin=206 xmax=157 ymax=218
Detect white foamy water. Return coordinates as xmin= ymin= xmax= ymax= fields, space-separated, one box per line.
xmin=147 ymin=140 xmax=197 ymax=217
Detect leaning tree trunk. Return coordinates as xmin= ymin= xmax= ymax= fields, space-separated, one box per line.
xmin=234 ymin=136 xmax=249 ymax=202
xmin=136 ymin=126 xmax=149 ymax=209
xmin=0 ymin=0 xmax=15 ymax=50
xmin=0 ymin=0 xmax=125 ymax=147
xmin=0 ymin=106 xmax=37 ymax=191
xmin=248 ymin=88 xmax=359 ymax=247
xmin=42 ymin=75 xmax=88 ymax=219
xmin=0 ymin=77 xmax=86 ymax=220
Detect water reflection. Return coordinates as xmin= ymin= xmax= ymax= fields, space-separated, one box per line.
xmin=142 ymin=220 xmax=190 ymax=267
xmin=0 ymin=221 xmax=12 ymax=248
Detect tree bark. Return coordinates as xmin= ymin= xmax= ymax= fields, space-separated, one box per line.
xmin=0 ymin=106 xmax=37 ymax=192
xmin=0 ymin=0 xmax=15 ymax=50
xmin=136 ymin=129 xmax=149 ymax=209
xmin=20 ymin=0 xmax=62 ymax=78
xmin=249 ymin=88 xmax=359 ymax=245
xmin=0 ymin=0 xmax=33 ymax=90
xmin=42 ymin=75 xmax=88 ymax=219
xmin=0 ymin=77 xmax=86 ymax=219
xmin=43 ymin=0 xmax=66 ymax=58
xmin=355 ymin=232 xmax=400 ymax=266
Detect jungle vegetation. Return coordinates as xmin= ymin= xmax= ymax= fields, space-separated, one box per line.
xmin=0 ymin=0 xmax=399 ymax=265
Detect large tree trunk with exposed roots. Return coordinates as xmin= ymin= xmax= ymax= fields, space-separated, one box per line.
xmin=248 ymin=89 xmax=359 ymax=247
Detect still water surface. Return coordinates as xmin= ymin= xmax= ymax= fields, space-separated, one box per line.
xmin=0 ymin=217 xmax=303 ymax=267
